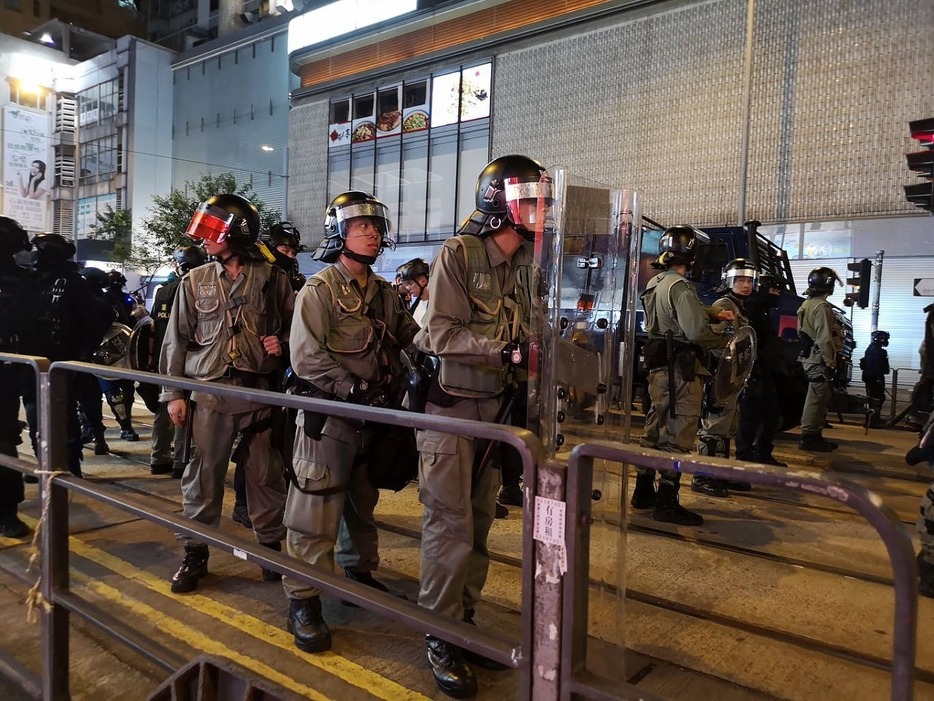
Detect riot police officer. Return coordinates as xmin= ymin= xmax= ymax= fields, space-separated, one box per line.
xmin=262 ymin=221 xmax=307 ymax=292
xmin=635 ymin=226 xmax=732 ymax=526
xmin=0 ymin=217 xmax=36 ymax=538
xmin=161 ymin=194 xmax=292 ymax=593
xmin=735 ymin=272 xmax=787 ymax=466
xmin=282 ymin=191 xmax=419 ymax=654
xmin=396 ymin=257 xmax=430 ymax=325
xmin=29 ymin=234 xmax=110 ymax=477
xmin=860 ymin=330 xmax=890 ymax=409
xmin=414 ymin=155 xmax=548 ymax=698
xmin=797 ymin=267 xmax=844 ymax=451
xmin=100 ymin=269 xmax=140 ymax=441
xmin=149 ymin=246 xmax=207 ymax=476
xmin=694 ymin=258 xmax=757 ymax=497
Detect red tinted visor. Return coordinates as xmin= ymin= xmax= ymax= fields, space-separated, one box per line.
xmin=185 ymin=203 xmax=236 ymax=244
xmin=504 ymin=176 xmax=554 ymax=230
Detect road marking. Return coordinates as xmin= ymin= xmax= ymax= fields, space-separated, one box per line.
xmin=75 ymin=573 xmax=333 ymax=701
xmin=18 ymin=516 xmax=431 ymax=701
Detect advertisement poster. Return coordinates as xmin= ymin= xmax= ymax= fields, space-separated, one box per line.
xmin=2 ymin=105 xmax=51 ymax=232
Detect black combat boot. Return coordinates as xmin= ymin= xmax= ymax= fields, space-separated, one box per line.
xmin=287 ymin=597 xmax=331 ymax=652
xmin=426 ymin=635 xmax=478 ymax=699
xmin=652 ymin=480 xmax=703 ymax=526
xmin=170 ymin=544 xmax=209 ymax=593
xmin=232 ymin=501 xmax=252 ymax=529
xmin=757 ymin=453 xmax=788 ymax=467
xmin=497 ymin=483 xmax=523 ymax=507
xmin=171 ymin=462 xmax=185 ymax=479
xmin=799 ymin=432 xmax=838 ymax=452
xmin=919 ymin=552 xmax=934 ymax=599
xmin=461 ymin=609 xmax=509 ymax=670
xmin=150 ymin=462 xmax=173 ymax=475
xmin=690 ymin=475 xmax=730 ymax=498
xmin=341 ymin=569 xmax=407 ymax=607
xmin=0 ymin=516 xmax=31 ymax=539
xmin=260 ymin=541 xmax=281 ymax=582
xmin=630 ymin=472 xmax=657 ymax=509
xmin=93 ymin=429 xmax=110 ymax=456
xmin=494 ymin=502 xmax=509 ymax=519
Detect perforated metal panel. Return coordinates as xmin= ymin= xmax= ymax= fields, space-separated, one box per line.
xmin=492 ymin=0 xmax=934 ymax=225
xmin=287 ymin=99 xmax=330 ymax=241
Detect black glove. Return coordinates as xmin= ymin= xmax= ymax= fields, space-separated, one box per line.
xmin=348 ymin=376 xmax=392 ymax=408
xmin=501 ymin=342 xmax=530 ymax=370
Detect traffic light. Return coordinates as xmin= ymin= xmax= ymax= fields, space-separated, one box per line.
xmin=845 ymin=258 xmax=871 ymax=309
xmin=905 ymin=117 xmax=933 ymax=212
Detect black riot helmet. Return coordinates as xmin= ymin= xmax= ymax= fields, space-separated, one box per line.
xmin=265 ymin=221 xmax=305 ymax=254
xmin=396 ymin=258 xmax=429 ymax=282
xmin=871 ymin=330 xmax=890 ymax=346
xmin=314 ymin=191 xmax=394 ymax=264
xmin=107 ymin=269 xmax=127 ymax=289
xmin=654 ymin=225 xmax=699 ymax=268
xmin=805 ymin=267 xmax=842 ymax=296
xmin=32 ymin=233 xmax=76 ymax=264
xmin=463 ymin=154 xmax=553 ymax=241
xmin=173 ymin=245 xmax=208 ymax=273
xmin=0 ymin=216 xmax=30 ymax=257
xmin=722 ymin=258 xmax=759 ymax=292
xmin=81 ymin=267 xmax=110 ymax=291
xmin=184 ymin=193 xmax=260 ymax=249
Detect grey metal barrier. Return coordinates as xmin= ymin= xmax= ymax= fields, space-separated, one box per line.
xmin=562 ymin=442 xmax=918 ymax=701
xmin=11 ymin=358 xmax=547 ymax=701
xmin=890 ymin=368 xmax=921 ymax=421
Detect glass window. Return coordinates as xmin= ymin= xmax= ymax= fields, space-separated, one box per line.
xmin=80 ymin=142 xmax=98 ymax=180
xmin=398 ymin=134 xmax=429 ymax=242
xmin=327 ymin=61 xmax=492 ymax=243
xmin=327 ymin=148 xmax=351 ymax=204
xmin=426 ymin=128 xmax=458 ymax=239
xmin=457 ymin=121 xmax=489 ymax=224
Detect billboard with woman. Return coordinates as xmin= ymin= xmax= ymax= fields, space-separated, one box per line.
xmin=2 ymin=105 xmax=52 ymax=232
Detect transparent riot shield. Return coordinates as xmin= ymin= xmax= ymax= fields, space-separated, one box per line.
xmin=526 ymin=167 xmax=640 ymax=682
xmin=527 ymin=170 xmax=640 ymax=455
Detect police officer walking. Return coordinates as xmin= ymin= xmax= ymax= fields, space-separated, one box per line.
xmin=281 ymin=190 xmax=418 ymax=654
xmin=860 ymin=330 xmax=890 ymax=411
xmin=149 ymin=246 xmax=207 ymax=476
xmin=0 ymin=217 xmax=36 ymax=538
xmin=161 ymin=194 xmax=292 ymax=593
xmin=634 ymin=226 xmax=732 ymax=526
xmin=797 ymin=267 xmax=844 ymax=451
xmin=694 ymin=258 xmax=757 ymax=496
xmin=414 ymin=155 xmax=547 ymax=698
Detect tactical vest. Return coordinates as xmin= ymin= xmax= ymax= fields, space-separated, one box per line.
xmin=0 ymin=264 xmax=34 ymax=352
xmin=438 ymin=235 xmax=532 ymax=398
xmin=642 ymin=271 xmax=692 ymax=343
xmin=797 ymin=296 xmax=836 ymax=365
xmin=183 ymin=261 xmax=284 ymax=380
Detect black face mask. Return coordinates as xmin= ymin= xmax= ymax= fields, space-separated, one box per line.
xmin=35 ymin=247 xmax=68 ymax=270
xmin=756 ymin=288 xmax=781 ymax=308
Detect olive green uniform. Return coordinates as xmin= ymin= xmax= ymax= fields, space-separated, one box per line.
xmin=797 ymin=294 xmax=843 ymax=437
xmin=160 ymin=260 xmax=293 ymax=545
xmin=640 ymin=270 xmax=728 ymax=462
xmin=283 ymin=261 xmax=419 ymax=601
xmin=414 ymin=234 xmax=532 ymax=620
xmin=697 ymin=294 xmax=748 ymax=457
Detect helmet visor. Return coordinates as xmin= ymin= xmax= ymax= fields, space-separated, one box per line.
xmin=336 ymin=201 xmax=395 ymax=250
xmin=504 ymin=175 xmax=554 ymax=232
xmin=185 ymin=203 xmax=237 ymax=244
xmin=724 ymin=266 xmax=759 ymax=289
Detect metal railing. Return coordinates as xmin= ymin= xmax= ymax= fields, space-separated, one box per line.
xmin=1 ymin=356 xmax=546 ymax=701
xmin=890 ymin=367 xmax=921 ymax=421
xmin=562 ymin=442 xmax=918 ymax=701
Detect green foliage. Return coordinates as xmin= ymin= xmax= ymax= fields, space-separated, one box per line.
xmin=89 ymin=205 xmax=133 ymax=262
xmin=143 ymin=172 xmax=280 ymax=259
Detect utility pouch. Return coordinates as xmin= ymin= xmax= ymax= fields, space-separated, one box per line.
xmin=675 ymin=349 xmax=697 ymax=382
xmin=290 ymin=376 xmax=331 ymax=441
xmin=643 ymin=338 xmax=668 ymax=370
xmin=798 ymin=331 xmax=815 ymax=359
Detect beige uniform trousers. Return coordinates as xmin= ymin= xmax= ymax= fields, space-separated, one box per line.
xmin=417 ymin=396 xmax=501 ymax=620
xmin=282 ymin=413 xmax=380 ymax=600
xmin=179 ymin=403 xmax=287 ymax=545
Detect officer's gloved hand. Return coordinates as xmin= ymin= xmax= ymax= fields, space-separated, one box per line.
xmin=501 ymin=342 xmax=530 ymax=370
xmin=348 ymin=376 xmax=392 ymax=408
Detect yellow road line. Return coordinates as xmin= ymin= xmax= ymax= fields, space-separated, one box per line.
xmin=76 ymin=573 xmax=332 ymax=701
xmin=18 ymin=516 xmax=430 ymax=701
